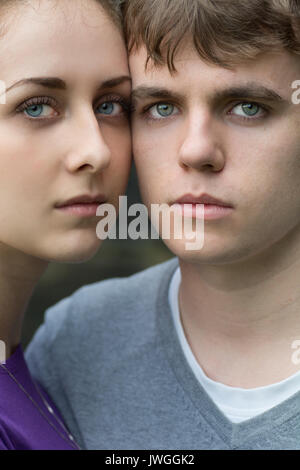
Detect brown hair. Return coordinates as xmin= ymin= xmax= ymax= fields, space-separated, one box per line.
xmin=123 ymin=0 xmax=300 ymax=70
xmin=0 ymin=0 xmax=125 ymax=32
xmin=96 ymin=0 xmax=125 ymax=30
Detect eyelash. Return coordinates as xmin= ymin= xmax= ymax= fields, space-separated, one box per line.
xmin=138 ymin=102 xmax=177 ymax=123
xmin=139 ymin=101 xmax=269 ymax=123
xmin=95 ymin=94 xmax=131 ymax=116
xmin=16 ymin=96 xmax=58 ymax=117
xmin=227 ymin=102 xmax=268 ymax=122
xmin=15 ymin=95 xmax=131 ymax=120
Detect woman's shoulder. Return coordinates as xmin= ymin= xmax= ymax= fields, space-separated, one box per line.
xmin=36 ymin=257 xmax=178 ymax=334
xmin=25 ymin=258 xmax=178 ymax=378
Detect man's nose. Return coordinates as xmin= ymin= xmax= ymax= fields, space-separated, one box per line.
xmin=178 ymin=111 xmax=225 ymax=172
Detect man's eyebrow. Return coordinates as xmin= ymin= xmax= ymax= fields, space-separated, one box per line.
xmin=131 ymin=84 xmax=285 ymax=104
xmin=5 ymin=75 xmax=132 ymax=94
xmin=212 ymin=84 xmax=285 ymax=103
xmin=131 ymin=86 xmax=183 ymax=102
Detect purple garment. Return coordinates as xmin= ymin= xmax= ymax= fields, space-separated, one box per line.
xmin=0 ymin=344 xmax=78 ymax=450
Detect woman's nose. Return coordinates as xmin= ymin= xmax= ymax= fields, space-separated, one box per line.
xmin=63 ymin=112 xmax=111 ymax=174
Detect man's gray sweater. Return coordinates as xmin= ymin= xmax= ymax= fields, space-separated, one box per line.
xmin=25 ymin=258 xmax=300 ymax=450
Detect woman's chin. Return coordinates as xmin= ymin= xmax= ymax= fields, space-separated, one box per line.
xmin=44 ymin=240 xmax=103 ymax=264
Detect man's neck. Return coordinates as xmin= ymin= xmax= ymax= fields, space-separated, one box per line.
xmin=178 ymin=236 xmax=300 ymax=388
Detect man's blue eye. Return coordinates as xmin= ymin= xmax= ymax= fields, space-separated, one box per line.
xmin=156 ymin=103 xmax=174 ymax=117
xmin=230 ymin=102 xmax=265 ymax=120
xmin=241 ymin=103 xmax=259 ymax=116
xmin=146 ymin=102 xmax=179 ymax=120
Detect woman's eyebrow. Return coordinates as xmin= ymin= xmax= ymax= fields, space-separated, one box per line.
xmin=4 ymin=75 xmax=131 ymax=95
xmin=5 ymin=77 xmax=67 ymax=93
xmin=98 ymin=76 xmax=132 ymax=90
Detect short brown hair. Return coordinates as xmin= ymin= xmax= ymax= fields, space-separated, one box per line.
xmin=123 ymin=0 xmax=300 ymax=70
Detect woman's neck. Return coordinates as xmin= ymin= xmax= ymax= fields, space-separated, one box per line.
xmin=0 ymin=243 xmax=48 ymax=359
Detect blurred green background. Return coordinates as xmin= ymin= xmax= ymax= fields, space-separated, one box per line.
xmin=21 ymin=163 xmax=173 ymax=348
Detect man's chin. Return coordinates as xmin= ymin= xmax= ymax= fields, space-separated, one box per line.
xmin=162 ymin=237 xmax=246 ymax=266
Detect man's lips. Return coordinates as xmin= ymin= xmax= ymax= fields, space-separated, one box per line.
xmin=173 ymin=193 xmax=233 ymax=208
xmin=170 ymin=193 xmax=234 ymax=220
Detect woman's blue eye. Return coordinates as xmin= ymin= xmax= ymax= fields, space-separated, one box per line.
xmin=97 ymin=102 xmax=124 ymax=116
xmin=24 ymin=104 xmax=56 ymax=118
xmin=25 ymin=105 xmax=44 ymax=117
xmin=98 ymin=102 xmax=114 ymax=115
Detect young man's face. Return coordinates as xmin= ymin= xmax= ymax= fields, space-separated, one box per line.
xmin=130 ymin=44 xmax=300 ymax=264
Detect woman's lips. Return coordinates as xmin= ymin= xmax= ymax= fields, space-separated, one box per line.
xmin=56 ymin=202 xmax=102 ymax=217
xmin=55 ymin=193 xmax=107 ymax=217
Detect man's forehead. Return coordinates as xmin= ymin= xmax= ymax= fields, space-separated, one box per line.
xmin=129 ymin=45 xmax=298 ymax=102
xmin=129 ymin=40 xmax=195 ymax=68
xmin=129 ymin=41 xmax=300 ymax=74
xmin=129 ymin=43 xmax=201 ymax=79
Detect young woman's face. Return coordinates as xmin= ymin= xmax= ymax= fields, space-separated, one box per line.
xmin=0 ymin=0 xmax=131 ymax=263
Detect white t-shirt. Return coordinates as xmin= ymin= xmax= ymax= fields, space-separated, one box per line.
xmin=169 ymin=267 xmax=300 ymax=423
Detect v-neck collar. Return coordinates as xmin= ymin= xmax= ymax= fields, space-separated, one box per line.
xmin=156 ymin=258 xmax=300 ymax=449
